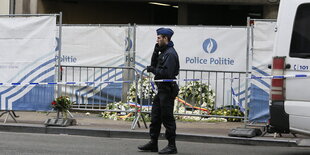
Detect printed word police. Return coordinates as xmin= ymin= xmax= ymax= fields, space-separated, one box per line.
xmin=185 ymin=57 xmax=234 ymax=65
xmin=55 ymin=55 xmax=77 ymax=63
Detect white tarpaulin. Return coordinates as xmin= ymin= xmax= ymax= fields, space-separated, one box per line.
xmin=135 ymin=26 xmax=247 ymax=72
xmin=61 ymin=26 xmax=127 ymax=67
xmin=249 ymin=20 xmax=276 ymax=122
xmin=135 ymin=26 xmax=248 ymax=108
xmin=0 ymin=16 xmax=57 ymax=110
xmin=59 ymin=26 xmax=128 ymax=105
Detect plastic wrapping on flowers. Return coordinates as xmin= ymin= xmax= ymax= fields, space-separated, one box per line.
xmin=210 ymin=108 xmax=244 ymax=122
xmin=51 ymin=96 xmax=73 ymax=112
xmin=101 ymin=77 xmax=155 ymax=121
xmin=101 ymin=79 xmax=243 ymax=123
xmin=174 ymin=81 xmax=215 ymax=121
xmin=100 ymin=102 xmax=151 ymax=122
xmin=176 ymin=81 xmax=244 ymax=122
xmin=127 ymin=77 xmax=155 ymax=103
xmin=178 ymin=81 xmax=215 ymax=110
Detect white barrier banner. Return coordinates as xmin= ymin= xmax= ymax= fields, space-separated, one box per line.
xmin=249 ymin=20 xmax=276 ymax=122
xmin=0 ymin=16 xmax=57 ymax=110
xmin=0 ymin=16 xmax=56 ymax=82
xmin=135 ymin=26 xmax=247 ymax=72
xmin=59 ymin=26 xmax=128 ymax=105
xmin=60 ymin=26 xmax=127 ymax=67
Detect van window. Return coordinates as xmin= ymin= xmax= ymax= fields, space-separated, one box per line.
xmin=290 ymin=4 xmax=310 ymax=58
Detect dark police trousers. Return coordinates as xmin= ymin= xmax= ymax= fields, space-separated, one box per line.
xmin=149 ymin=83 xmax=179 ymax=141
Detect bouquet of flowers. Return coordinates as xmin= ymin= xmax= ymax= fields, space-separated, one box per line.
xmin=127 ymin=77 xmax=156 ymax=103
xmin=51 ymin=96 xmax=73 ymax=117
xmin=178 ymin=81 xmax=215 ymax=110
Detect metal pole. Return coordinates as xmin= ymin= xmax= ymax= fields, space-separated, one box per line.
xmin=133 ymin=23 xmax=136 ymax=68
xmin=57 ymin=12 xmax=63 ymax=119
xmin=244 ymin=17 xmax=251 ymax=127
xmin=57 ymin=12 xmax=62 ymax=98
xmin=0 ymin=14 xmax=58 ymax=16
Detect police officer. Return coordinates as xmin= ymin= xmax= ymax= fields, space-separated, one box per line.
xmin=138 ymin=28 xmax=180 ymax=154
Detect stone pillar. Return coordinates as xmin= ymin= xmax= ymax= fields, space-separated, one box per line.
xmin=263 ymin=4 xmax=279 ymax=19
xmin=0 ymin=0 xmax=10 ymax=14
xmin=15 ymin=0 xmax=37 ymax=14
xmin=178 ymin=3 xmax=188 ymax=25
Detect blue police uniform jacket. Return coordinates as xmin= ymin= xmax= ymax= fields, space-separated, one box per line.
xmin=153 ymin=41 xmax=180 ymax=80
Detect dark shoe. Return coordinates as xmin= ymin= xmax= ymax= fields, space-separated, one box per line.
xmin=158 ymin=145 xmax=177 ymax=154
xmin=138 ymin=140 xmax=158 ymax=152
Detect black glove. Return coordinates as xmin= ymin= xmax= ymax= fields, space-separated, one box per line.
xmin=151 ymin=44 xmax=160 ymax=67
xmin=146 ymin=66 xmax=155 ymax=73
xmin=154 ymin=43 xmax=160 ymax=54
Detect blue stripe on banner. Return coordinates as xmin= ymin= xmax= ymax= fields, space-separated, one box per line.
xmin=0 ymin=83 xmax=3 ymax=85
xmin=12 ymin=75 xmax=54 ymax=111
xmin=295 ymin=74 xmax=307 ymax=77
xmin=87 ymin=77 xmax=123 ymax=105
xmin=5 ymin=67 xmax=55 ymax=109
xmin=85 ymin=82 xmax=94 ymax=85
xmin=75 ymin=64 xmax=124 ymax=95
xmin=251 ymin=75 xmax=271 ymax=88
xmin=104 ymin=81 xmax=114 ymax=84
xmin=29 ymin=83 xmax=39 ymax=85
xmin=249 ymin=84 xmax=269 ymax=122
xmin=239 ymin=96 xmax=251 ymax=103
xmin=135 ymin=62 xmax=149 ymax=76
xmin=0 ymin=58 xmax=55 ymax=96
xmin=231 ymin=87 xmax=245 ymax=113
xmin=135 ymin=62 xmax=146 ymax=69
xmin=81 ymin=76 xmax=123 ymax=104
xmin=233 ymin=86 xmax=251 ymax=97
xmin=8 ymin=51 xmax=55 ymax=83
xmin=79 ymin=71 xmax=123 ymax=104
xmin=252 ymin=66 xmax=270 ymax=76
xmin=12 ymin=83 xmax=21 ymax=85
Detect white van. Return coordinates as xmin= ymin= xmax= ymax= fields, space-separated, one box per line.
xmin=269 ymin=0 xmax=310 ymax=135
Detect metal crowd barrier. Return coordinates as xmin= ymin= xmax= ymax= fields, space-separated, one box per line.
xmin=138 ymin=68 xmax=248 ymax=120
xmin=57 ymin=65 xmax=249 ymax=123
xmin=57 ymin=65 xmax=139 ymax=113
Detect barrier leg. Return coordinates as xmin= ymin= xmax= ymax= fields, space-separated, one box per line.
xmin=141 ymin=113 xmax=148 ymax=129
xmin=0 ymin=111 xmax=18 ymax=123
xmin=131 ymin=112 xmax=147 ymax=130
xmin=66 ymin=110 xmax=74 ymax=118
xmin=131 ymin=113 xmax=139 ymax=129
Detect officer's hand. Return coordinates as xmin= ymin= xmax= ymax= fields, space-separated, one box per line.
xmin=146 ymin=66 xmax=154 ymax=73
xmin=154 ymin=43 xmax=160 ymax=54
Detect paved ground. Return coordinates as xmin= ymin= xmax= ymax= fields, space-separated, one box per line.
xmin=0 ymin=111 xmax=308 ymax=147
xmin=1 ymin=132 xmax=310 ymax=155
xmin=0 ymin=111 xmax=245 ymax=136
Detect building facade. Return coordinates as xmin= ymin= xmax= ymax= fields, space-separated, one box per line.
xmin=0 ymin=0 xmax=10 ymax=14
xmin=10 ymin=0 xmax=279 ymax=25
